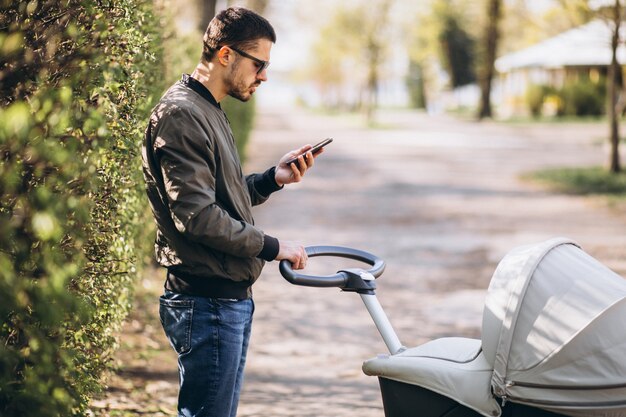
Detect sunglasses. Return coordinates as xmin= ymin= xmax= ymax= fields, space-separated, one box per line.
xmin=229 ymin=46 xmax=270 ymax=75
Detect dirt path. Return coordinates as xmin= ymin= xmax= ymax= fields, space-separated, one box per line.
xmin=91 ymin=108 xmax=626 ymax=417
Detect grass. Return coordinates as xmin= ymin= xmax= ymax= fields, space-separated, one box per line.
xmin=524 ymin=166 xmax=626 ymax=197
xmin=501 ymin=115 xmax=607 ymax=124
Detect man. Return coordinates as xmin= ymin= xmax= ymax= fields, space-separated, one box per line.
xmin=142 ymin=7 xmax=319 ymax=417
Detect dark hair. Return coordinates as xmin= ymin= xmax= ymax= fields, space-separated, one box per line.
xmin=202 ymin=7 xmax=276 ymax=62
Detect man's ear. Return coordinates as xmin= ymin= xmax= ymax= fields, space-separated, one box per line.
xmin=216 ymin=46 xmax=232 ymax=67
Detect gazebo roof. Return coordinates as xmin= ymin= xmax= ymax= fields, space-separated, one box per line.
xmin=495 ymin=19 xmax=626 ymax=72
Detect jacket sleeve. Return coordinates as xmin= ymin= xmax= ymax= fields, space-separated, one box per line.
xmin=246 ymin=167 xmax=283 ymax=206
xmin=154 ymin=106 xmax=264 ymax=258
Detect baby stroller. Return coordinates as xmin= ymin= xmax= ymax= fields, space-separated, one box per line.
xmin=279 ymin=238 xmax=626 ymax=417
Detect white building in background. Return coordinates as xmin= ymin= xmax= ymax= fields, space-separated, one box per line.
xmin=494 ymin=19 xmax=626 ymax=117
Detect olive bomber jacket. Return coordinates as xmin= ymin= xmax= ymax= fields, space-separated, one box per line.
xmin=142 ymin=74 xmax=281 ymax=294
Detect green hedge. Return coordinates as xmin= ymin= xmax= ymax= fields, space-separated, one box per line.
xmin=223 ymin=96 xmax=256 ymax=160
xmin=525 ymin=84 xmax=552 ymax=118
xmin=526 ymin=79 xmax=606 ymax=118
xmin=0 ymin=1 xmax=164 ymax=416
xmin=558 ymin=78 xmax=606 ymax=117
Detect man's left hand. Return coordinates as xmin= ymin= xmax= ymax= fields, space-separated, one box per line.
xmin=275 ymin=145 xmax=321 ymax=186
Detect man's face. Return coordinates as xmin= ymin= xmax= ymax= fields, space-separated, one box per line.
xmin=226 ymin=39 xmax=272 ymax=102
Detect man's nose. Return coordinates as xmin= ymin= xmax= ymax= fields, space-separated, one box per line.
xmin=256 ymin=69 xmax=268 ymax=82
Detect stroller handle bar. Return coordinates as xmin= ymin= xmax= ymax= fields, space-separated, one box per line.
xmin=279 ymin=245 xmax=404 ymax=354
xmin=279 ymin=246 xmax=386 ymax=289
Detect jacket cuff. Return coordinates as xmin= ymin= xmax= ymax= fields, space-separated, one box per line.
xmin=257 ymin=234 xmax=280 ymax=261
xmin=254 ymin=167 xmax=283 ymax=198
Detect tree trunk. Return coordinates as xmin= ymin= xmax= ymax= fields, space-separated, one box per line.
xmin=195 ymin=1 xmax=270 ymax=37
xmin=197 ymin=0 xmax=218 ymax=33
xmin=477 ymin=0 xmax=502 ymax=120
xmin=609 ymin=0 xmax=622 ymax=173
xmin=366 ymin=38 xmax=380 ymax=123
xmin=364 ymin=0 xmax=392 ymax=124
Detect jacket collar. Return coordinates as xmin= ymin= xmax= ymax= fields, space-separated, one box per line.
xmin=182 ymin=74 xmax=221 ymax=109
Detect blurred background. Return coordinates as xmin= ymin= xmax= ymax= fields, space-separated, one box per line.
xmin=161 ymin=0 xmax=625 ymax=172
xmin=169 ymin=0 xmax=618 ymax=117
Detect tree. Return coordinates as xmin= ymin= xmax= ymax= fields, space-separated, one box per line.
xmin=405 ymin=0 xmax=482 ymax=113
xmin=585 ymin=0 xmax=624 ymax=173
xmin=196 ymin=0 xmax=217 ymax=32
xmin=307 ymin=0 xmax=393 ymax=121
xmin=477 ymin=0 xmax=502 ymax=119
xmin=406 ymin=60 xmax=427 ymax=109
xmin=607 ymin=0 xmax=622 ymax=173
xmin=363 ymin=0 xmax=393 ymax=121
xmin=439 ymin=13 xmax=477 ymax=88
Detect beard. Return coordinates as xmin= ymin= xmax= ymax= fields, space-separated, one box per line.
xmin=228 ymin=81 xmax=259 ymax=102
xmin=225 ymin=63 xmax=260 ymax=102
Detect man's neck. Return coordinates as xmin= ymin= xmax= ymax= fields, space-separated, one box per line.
xmin=191 ymin=62 xmax=226 ymax=102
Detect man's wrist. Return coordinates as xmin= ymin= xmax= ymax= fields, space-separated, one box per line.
xmin=273 ymin=165 xmax=287 ymax=187
xmin=257 ymin=234 xmax=279 ymax=261
xmin=255 ymin=166 xmax=283 ymax=197
xmin=274 ymin=172 xmax=285 ymax=187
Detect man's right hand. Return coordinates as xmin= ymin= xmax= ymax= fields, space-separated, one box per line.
xmin=276 ymin=240 xmax=308 ymax=270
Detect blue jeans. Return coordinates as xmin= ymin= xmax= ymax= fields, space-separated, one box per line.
xmin=159 ymin=289 xmax=254 ymax=417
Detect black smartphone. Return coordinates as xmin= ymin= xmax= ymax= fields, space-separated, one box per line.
xmin=285 ymin=138 xmax=333 ymax=165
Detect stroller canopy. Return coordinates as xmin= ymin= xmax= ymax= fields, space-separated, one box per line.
xmin=481 ymin=238 xmax=626 ymax=416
